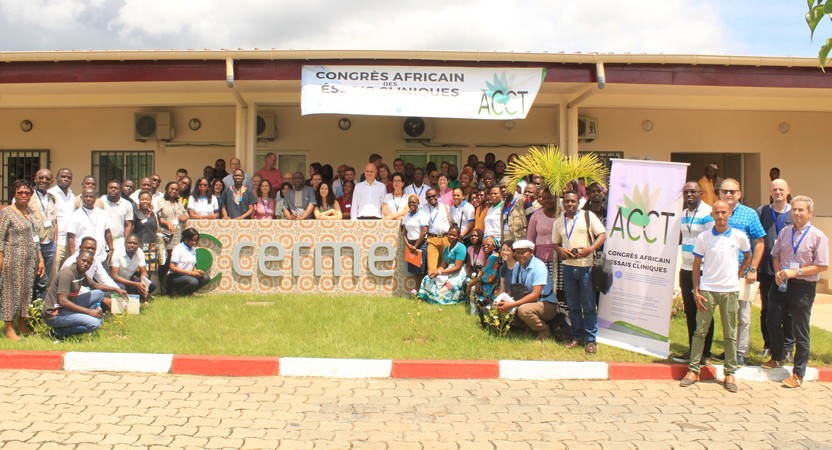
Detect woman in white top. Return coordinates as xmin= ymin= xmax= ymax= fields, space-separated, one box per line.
xmin=188 ymin=177 xmax=219 ymax=220
xmin=401 ymin=194 xmax=428 ymax=280
xmin=167 ymin=227 xmax=210 ymax=296
xmin=483 ymin=186 xmax=503 ymax=241
xmin=383 ymin=173 xmax=408 ymax=220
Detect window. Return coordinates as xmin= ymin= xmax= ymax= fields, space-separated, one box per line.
xmin=579 ymin=151 xmax=622 ymax=181
xmin=254 ymin=152 xmax=306 ymax=183
xmin=91 ymin=151 xmax=154 ymax=195
xmin=0 ymin=150 xmax=49 ymax=203
xmin=396 ymin=151 xmax=459 ymax=170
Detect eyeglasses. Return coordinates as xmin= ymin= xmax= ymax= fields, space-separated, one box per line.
xmin=426 ymin=195 xmax=437 ymax=199
xmin=682 ymin=190 xmax=700 ymax=194
xmin=15 ymin=191 xmax=33 ymax=196
xmin=720 ymin=189 xmax=739 ymax=195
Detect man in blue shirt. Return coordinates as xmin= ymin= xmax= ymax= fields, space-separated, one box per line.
xmin=718 ymin=178 xmax=765 ymax=366
xmin=495 ymin=240 xmax=557 ymax=342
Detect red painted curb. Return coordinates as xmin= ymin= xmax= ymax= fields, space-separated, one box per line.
xmin=608 ymin=362 xmax=716 ymax=381
xmin=818 ymin=367 xmax=832 ymax=382
xmin=391 ymin=360 xmax=499 ymax=379
xmin=171 ymin=355 xmax=280 ymax=377
xmin=0 ymin=351 xmax=64 ymax=370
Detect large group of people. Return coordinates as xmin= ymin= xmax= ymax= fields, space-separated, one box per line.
xmin=0 ymin=153 xmax=827 ymax=393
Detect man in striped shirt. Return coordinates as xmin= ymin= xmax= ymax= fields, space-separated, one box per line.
xmin=673 ymin=181 xmax=714 ymax=364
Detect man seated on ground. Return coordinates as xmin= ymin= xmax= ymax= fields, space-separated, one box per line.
xmin=42 ymin=250 xmax=111 ymax=340
xmin=62 ymin=237 xmax=126 ymax=299
xmin=110 ymin=234 xmax=157 ymax=300
xmin=495 ymin=240 xmax=558 ymax=341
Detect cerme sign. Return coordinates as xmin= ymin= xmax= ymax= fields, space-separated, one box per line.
xmin=191 ymin=220 xmax=413 ymax=296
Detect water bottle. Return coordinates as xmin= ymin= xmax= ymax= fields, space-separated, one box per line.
xmin=778 ymin=282 xmax=787 ymax=293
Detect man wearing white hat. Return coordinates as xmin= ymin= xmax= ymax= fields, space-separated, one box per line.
xmin=495 ymin=239 xmax=558 ymax=341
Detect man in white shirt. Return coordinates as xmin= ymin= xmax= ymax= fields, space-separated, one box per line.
xmin=48 ymin=168 xmax=76 ymax=278
xmin=423 ymin=188 xmax=451 ymax=272
xmin=66 ymin=189 xmax=114 ymax=266
xmin=100 ymin=180 xmax=134 ymax=258
xmin=680 ymin=200 xmax=751 ymax=393
xmin=450 ymin=188 xmax=475 ymax=243
xmin=351 ymin=163 xmax=386 ymax=220
xmin=130 ymin=177 xmax=163 ymax=211
xmin=404 ymin=168 xmax=429 ymax=206
xmin=222 ymin=158 xmax=253 ymax=192
xmin=110 ymin=234 xmax=156 ymax=299
xmin=62 ymin=237 xmax=126 ymax=296
xmin=73 ymin=176 xmax=107 ymax=210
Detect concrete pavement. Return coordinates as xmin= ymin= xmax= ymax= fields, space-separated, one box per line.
xmin=1 ymin=370 xmax=831 ymax=449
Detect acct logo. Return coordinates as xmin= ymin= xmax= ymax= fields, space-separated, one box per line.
xmin=478 ymin=72 xmax=530 ymax=116
xmin=609 ymin=184 xmax=677 ymax=245
xmin=197 ymin=233 xmax=223 ymax=286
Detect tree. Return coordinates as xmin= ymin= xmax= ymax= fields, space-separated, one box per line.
xmin=807 ymin=0 xmax=832 ymax=69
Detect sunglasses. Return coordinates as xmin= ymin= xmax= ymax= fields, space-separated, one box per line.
xmin=720 ymin=189 xmax=739 ymax=195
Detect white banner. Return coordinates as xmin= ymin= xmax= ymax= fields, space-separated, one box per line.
xmin=597 ymin=159 xmax=689 ymax=358
xmin=301 ymin=65 xmax=544 ymax=120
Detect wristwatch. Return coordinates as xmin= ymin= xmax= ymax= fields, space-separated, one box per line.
xmin=797 ymin=268 xmax=804 ymax=277
xmin=748 ymin=267 xmax=757 ymax=273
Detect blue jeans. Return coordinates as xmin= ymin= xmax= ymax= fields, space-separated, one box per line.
xmin=562 ymin=265 xmax=597 ymax=343
xmin=34 ymin=241 xmax=56 ymax=300
xmin=48 ymin=290 xmax=105 ymax=339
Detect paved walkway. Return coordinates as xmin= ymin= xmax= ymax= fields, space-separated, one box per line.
xmin=1 ymin=371 xmax=831 ymax=449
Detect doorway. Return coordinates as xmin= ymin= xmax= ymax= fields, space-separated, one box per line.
xmin=670 ymin=152 xmax=761 ymax=207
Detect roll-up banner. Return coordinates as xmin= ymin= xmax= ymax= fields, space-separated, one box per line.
xmin=597 ymin=159 xmax=689 ymax=358
xmin=301 ymin=65 xmax=544 ymax=120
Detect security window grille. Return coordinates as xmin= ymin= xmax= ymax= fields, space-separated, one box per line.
xmin=92 ymin=151 xmax=154 ymax=195
xmin=0 ymin=150 xmax=49 ymax=204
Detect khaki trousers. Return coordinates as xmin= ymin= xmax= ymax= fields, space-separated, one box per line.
xmin=426 ymin=236 xmax=449 ymax=272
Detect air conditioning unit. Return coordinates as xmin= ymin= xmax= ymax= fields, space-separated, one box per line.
xmin=578 ymin=117 xmax=598 ymax=140
xmin=401 ymin=117 xmax=435 ymax=140
xmin=134 ymin=112 xmax=173 ymax=141
xmin=257 ymin=113 xmax=277 ymax=140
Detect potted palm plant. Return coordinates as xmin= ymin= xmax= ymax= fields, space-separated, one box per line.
xmin=503 ymin=144 xmax=609 ymax=194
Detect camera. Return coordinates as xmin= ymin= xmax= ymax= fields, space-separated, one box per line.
xmin=570 ymin=248 xmax=579 ymax=256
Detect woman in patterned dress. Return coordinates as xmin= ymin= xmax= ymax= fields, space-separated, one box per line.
xmin=157 ymin=181 xmax=188 ymax=293
xmin=0 ymin=180 xmax=44 ymax=340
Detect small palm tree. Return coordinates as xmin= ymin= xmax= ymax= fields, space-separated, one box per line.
xmin=503 ymin=144 xmax=609 ymax=195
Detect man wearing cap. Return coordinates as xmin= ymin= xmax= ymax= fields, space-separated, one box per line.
xmin=495 ymin=240 xmax=558 ymax=341
xmin=698 ymin=163 xmax=722 ymax=206
xmin=500 ymin=177 xmax=527 ymax=243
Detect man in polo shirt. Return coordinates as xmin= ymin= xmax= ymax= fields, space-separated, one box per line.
xmin=673 ymin=181 xmax=715 ymax=364
xmin=351 ymin=163 xmax=386 ymax=220
xmin=110 ymin=234 xmax=156 ymax=300
xmin=495 ymin=240 xmax=558 ymax=341
xmin=718 ymin=178 xmax=765 ymax=366
xmin=764 ymin=196 xmax=829 ymax=388
xmin=756 ymin=178 xmax=795 ymax=360
xmin=282 ymin=172 xmax=316 ymax=220
xmin=450 ymin=188 xmax=475 ymax=243
xmin=681 ymin=200 xmax=751 ymax=393
xmin=66 ymin=189 xmax=114 ymax=266
xmin=553 ymin=190 xmax=606 ymax=354
xmin=100 ymin=180 xmax=133 ymax=258
xmin=423 ymin=188 xmax=451 ymax=272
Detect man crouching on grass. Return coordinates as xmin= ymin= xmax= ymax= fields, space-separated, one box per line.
xmin=680 ymin=200 xmax=751 ymax=393
xmin=42 ymin=250 xmax=111 ymax=341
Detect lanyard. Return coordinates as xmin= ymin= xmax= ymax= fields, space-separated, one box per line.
xmin=503 ymin=197 xmax=517 ymax=226
xmin=564 ymin=214 xmax=578 ymax=242
xmin=260 ymin=197 xmax=272 ymax=215
xmin=37 ymin=191 xmax=53 ymax=220
xmin=81 ymin=207 xmax=97 ymax=230
xmin=771 ymin=206 xmax=789 ymax=235
xmin=392 ymin=194 xmax=403 ymax=212
xmin=412 ymin=185 xmax=425 ymax=199
xmin=513 ymin=263 xmax=528 ymax=285
xmin=791 ymin=225 xmax=811 ymax=256
xmin=428 ymin=205 xmax=440 ymax=226
xmin=455 ymin=200 xmax=467 ymax=227
xmin=684 ymin=205 xmax=699 ymax=235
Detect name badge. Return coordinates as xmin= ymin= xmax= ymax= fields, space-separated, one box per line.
xmin=789 ymin=262 xmax=800 ymax=270
xmin=43 ymin=221 xmax=53 ymax=228
xmin=141 ymin=218 xmax=148 ymax=224
xmin=33 ymin=235 xmax=40 ymax=243
xmin=172 ymin=219 xmax=179 ymax=226
xmin=682 ymin=237 xmax=694 ymax=246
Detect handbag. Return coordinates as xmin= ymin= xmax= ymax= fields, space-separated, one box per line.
xmin=586 ymin=210 xmax=613 ymax=294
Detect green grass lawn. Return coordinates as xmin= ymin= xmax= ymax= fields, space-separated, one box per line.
xmin=4 ymin=293 xmax=832 ymax=365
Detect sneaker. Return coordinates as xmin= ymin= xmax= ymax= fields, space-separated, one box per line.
xmin=736 ymin=354 xmax=746 ymax=367
xmin=585 ymin=342 xmax=597 ymax=354
xmin=679 ymin=371 xmax=699 ymax=387
xmin=564 ymin=340 xmax=581 ymax=349
xmin=48 ymin=329 xmax=63 ymax=342
xmin=724 ymin=375 xmax=738 ymax=393
xmin=761 ymin=358 xmax=786 ymax=370
xmin=782 ymin=374 xmax=803 ymax=389
xmin=759 ymin=348 xmax=771 ymax=358
xmin=671 ymin=351 xmax=691 ymax=363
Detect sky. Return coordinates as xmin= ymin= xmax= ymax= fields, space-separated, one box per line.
xmin=0 ymin=0 xmax=829 ymax=58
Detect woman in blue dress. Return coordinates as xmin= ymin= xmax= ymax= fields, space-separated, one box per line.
xmin=417 ymin=225 xmax=467 ymax=305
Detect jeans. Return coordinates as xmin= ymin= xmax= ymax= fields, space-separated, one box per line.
xmin=690 ymin=290 xmax=739 ymax=376
xmin=116 ymin=279 xmax=158 ymax=297
xmin=562 ymin=265 xmax=597 ymax=343
xmin=48 ymin=290 xmax=105 ymax=339
xmin=759 ymin=272 xmax=793 ymax=353
xmin=168 ymin=273 xmax=210 ymax=297
xmin=767 ymin=279 xmax=815 ymax=377
xmin=679 ymin=269 xmax=714 ymax=357
xmin=34 ymin=241 xmax=56 ymax=300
